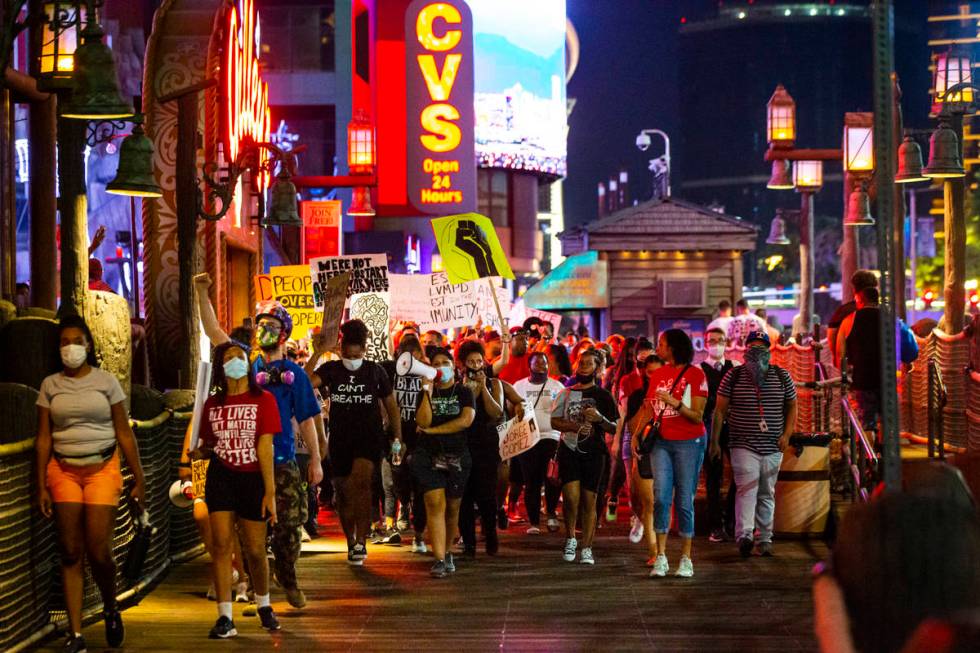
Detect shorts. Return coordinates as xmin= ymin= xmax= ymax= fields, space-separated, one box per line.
xmin=411 ymin=438 xmax=472 ymax=499
xmin=622 ymin=431 xmax=633 ymax=461
xmin=46 ymin=452 xmax=123 ymax=506
xmin=328 ymin=429 xmax=382 ymax=478
xmin=204 ymin=457 xmax=266 ymax=522
xmin=557 ymin=446 xmax=607 ymax=493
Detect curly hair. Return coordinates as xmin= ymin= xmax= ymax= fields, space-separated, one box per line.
xmin=661 ymin=328 xmax=694 ymax=365
xmin=340 ymin=319 xmax=369 ymax=348
xmin=457 ymin=339 xmax=486 ymax=364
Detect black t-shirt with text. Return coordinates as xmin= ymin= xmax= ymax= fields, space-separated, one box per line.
xmin=315 ymin=360 xmax=392 ymax=443
xmin=420 ymin=383 xmax=475 ymax=455
xmin=381 ymin=360 xmax=422 ymax=450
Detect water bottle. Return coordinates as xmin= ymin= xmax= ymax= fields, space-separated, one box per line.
xmin=391 ymin=439 xmax=403 ymax=466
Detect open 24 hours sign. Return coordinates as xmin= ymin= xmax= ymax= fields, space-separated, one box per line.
xmin=405 ymin=0 xmax=477 ymax=214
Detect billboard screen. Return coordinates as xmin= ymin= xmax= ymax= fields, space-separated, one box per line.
xmin=469 ymin=0 xmax=567 ymax=177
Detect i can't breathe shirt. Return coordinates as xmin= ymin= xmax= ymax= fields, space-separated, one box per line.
xmin=315 ymin=360 xmax=393 ymax=443
xmin=200 ymin=390 xmax=282 ymax=472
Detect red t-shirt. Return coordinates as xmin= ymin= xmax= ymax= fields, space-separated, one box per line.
xmin=200 ymin=390 xmax=281 ymax=472
xmin=497 ymin=352 xmax=530 ymax=385
xmin=618 ymin=369 xmax=645 ymax=404
xmin=644 ymin=364 xmax=708 ymax=441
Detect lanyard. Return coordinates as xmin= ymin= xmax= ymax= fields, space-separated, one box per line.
xmin=747 ymin=368 xmax=770 ymax=432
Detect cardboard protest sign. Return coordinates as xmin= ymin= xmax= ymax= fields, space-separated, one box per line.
xmin=510 ymin=300 xmax=562 ymax=338
xmin=269 ymin=265 xmax=319 ymax=338
xmin=309 ymin=254 xmax=389 ymax=309
xmin=255 ymin=274 xmax=274 ymax=302
xmin=388 ymin=272 xmax=509 ymax=331
xmin=349 ymin=292 xmax=391 ymax=361
xmin=318 ymin=272 xmax=349 ymax=352
xmin=497 ymin=411 xmax=540 ymax=461
xmin=430 ymin=213 xmax=514 ymax=285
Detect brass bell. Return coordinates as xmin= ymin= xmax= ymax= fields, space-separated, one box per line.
xmin=895 ymin=135 xmax=927 ymax=184
xmin=923 ymin=118 xmax=966 ymax=179
xmin=845 ymin=185 xmax=875 ymax=227
xmin=766 ymin=159 xmax=794 ymax=190
xmin=261 ymin=173 xmax=302 ymax=227
xmin=766 ymin=211 xmax=791 ymax=245
xmin=348 ymin=185 xmax=375 ymax=217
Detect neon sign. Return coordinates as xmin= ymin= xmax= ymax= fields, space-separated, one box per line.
xmin=405 ymin=0 xmax=476 ymax=214
xmin=225 ymin=0 xmax=271 ymax=191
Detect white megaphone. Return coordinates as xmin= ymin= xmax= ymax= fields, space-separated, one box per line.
xmin=396 ymin=351 xmax=438 ymax=381
xmin=168 ymin=480 xmax=195 ymax=509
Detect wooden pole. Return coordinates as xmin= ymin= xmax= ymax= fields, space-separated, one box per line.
xmin=892 ymin=73 xmax=907 ymax=322
xmin=799 ymin=190 xmax=815 ymax=337
xmin=56 ymin=115 xmax=89 ymax=318
xmin=487 ymin=277 xmax=507 ymax=332
xmin=841 ymin=171 xmax=859 ymax=302
xmin=943 ymin=114 xmax=966 ymax=335
xmin=176 ymin=92 xmax=199 ymax=387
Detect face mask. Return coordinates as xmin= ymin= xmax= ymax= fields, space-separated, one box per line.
xmin=258 ymin=326 xmax=280 ymax=350
xmin=575 ymin=372 xmax=595 ymax=385
xmin=437 ymin=365 xmax=455 ymax=383
xmin=342 ymin=357 xmax=363 ymax=372
xmin=708 ymin=344 xmax=726 ymax=359
xmin=743 ymin=346 xmax=771 ymax=385
xmin=223 ymin=357 xmax=249 ymax=380
xmin=60 ymin=344 xmax=88 ymax=369
xmin=530 ymin=370 xmax=549 ymax=384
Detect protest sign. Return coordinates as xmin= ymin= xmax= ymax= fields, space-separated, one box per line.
xmin=309 ymin=254 xmax=389 ymax=309
xmin=318 ymin=272 xmax=349 ymax=352
xmin=255 ymin=274 xmax=274 ymax=302
xmin=430 ymin=213 xmax=514 ymax=285
xmin=510 ymin=300 xmax=562 ymax=337
xmin=350 ymin=292 xmax=391 ymax=361
xmin=389 ymin=273 xmax=509 ymax=331
xmin=497 ymin=411 xmax=540 ymax=461
xmin=269 ymin=265 xmax=319 ymax=338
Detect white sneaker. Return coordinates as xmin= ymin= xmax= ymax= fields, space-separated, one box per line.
xmin=579 ymin=547 xmax=595 ymax=565
xmin=675 ymin=555 xmax=694 ymax=578
xmin=411 ymin=538 xmax=427 ymax=554
xmin=562 ymin=537 xmax=578 ymax=562
xmin=628 ymin=516 xmax=644 ymax=544
xmin=649 ymin=554 xmax=668 ymax=578
xmin=234 ymin=582 xmax=249 ymax=603
xmin=546 ymin=517 xmax=560 ymax=532
xmin=526 ymin=525 xmax=541 ymax=535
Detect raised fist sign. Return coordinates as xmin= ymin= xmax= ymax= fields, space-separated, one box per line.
xmin=455 ymin=219 xmax=499 ymax=278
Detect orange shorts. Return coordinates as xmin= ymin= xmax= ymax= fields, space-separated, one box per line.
xmin=46 ymin=452 xmax=123 ymax=506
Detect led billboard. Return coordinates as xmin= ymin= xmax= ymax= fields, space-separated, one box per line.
xmin=469 ymin=0 xmax=567 ymax=177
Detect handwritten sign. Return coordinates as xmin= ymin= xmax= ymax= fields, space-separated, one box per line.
xmin=497 ymin=411 xmax=540 ymax=461
xmin=388 ymin=272 xmax=509 ymax=331
xmin=319 ymin=272 xmax=349 ymax=352
xmin=510 ymin=300 xmax=562 ymax=338
xmin=269 ymin=264 xmax=319 ymax=338
xmin=310 ymin=254 xmax=389 ymax=309
xmin=349 ymin=292 xmax=391 ymax=361
xmin=255 ymin=274 xmax=274 ymax=302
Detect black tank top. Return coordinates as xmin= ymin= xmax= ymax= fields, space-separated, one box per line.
xmin=846 ymin=307 xmax=881 ymax=391
xmin=468 ymin=378 xmax=502 ymax=451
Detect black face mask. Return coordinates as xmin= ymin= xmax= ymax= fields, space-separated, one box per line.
xmin=575 ymin=373 xmax=595 ymax=385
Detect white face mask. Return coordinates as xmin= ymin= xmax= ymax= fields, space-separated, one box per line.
xmin=60 ymin=344 xmax=88 ymax=369
xmin=342 ymin=357 xmax=363 ymax=372
xmin=708 ymin=344 xmax=726 ymax=359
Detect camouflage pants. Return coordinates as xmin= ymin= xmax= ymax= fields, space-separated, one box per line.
xmin=272 ymin=461 xmax=307 ymax=590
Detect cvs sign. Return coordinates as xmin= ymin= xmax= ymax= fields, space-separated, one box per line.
xmin=405 ymin=0 xmax=476 ymax=214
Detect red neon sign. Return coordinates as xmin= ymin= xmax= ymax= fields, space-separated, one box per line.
xmin=225 ymin=0 xmax=271 ymax=190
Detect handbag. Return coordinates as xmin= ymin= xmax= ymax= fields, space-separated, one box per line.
xmin=635 ymin=365 xmax=690 ymax=457
xmin=546 ymin=453 xmax=560 ymax=485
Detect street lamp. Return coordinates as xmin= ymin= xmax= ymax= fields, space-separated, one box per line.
xmin=793 ymin=160 xmax=823 ymax=190
xmin=635 ymin=128 xmax=670 ymax=198
xmin=767 ymin=84 xmax=796 ymax=148
xmin=931 ymin=49 xmax=973 ymax=116
xmin=843 ymin=122 xmax=874 ymax=173
xmin=36 ymin=1 xmax=86 ymax=91
xmin=347 ymin=109 xmax=376 ymax=217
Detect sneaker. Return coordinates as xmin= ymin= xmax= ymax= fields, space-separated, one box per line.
xmin=737 ymin=537 xmax=754 ymax=558
xmin=411 ymin=537 xmax=427 ymax=554
xmin=235 ymin=582 xmax=249 ymax=603
xmin=207 ymin=583 xmax=216 ymax=601
xmin=62 ymin=634 xmax=86 ymax=653
xmin=369 ymin=530 xmax=385 ymax=544
xmin=382 ymin=530 xmax=402 ymax=545
xmin=605 ymin=502 xmax=618 ymax=522
xmin=300 ymin=528 xmax=311 ymax=543
xmin=628 ymin=516 xmax=644 ymax=544
xmin=508 ymin=507 xmax=524 ymax=524
xmin=430 ymin=560 xmax=448 ymax=578
xmin=675 ymin=555 xmax=694 ymax=578
xmin=242 ymin=602 xmax=257 ymax=617
xmin=526 ymin=525 xmax=541 ymax=535
xmin=347 ymin=546 xmax=364 ymax=566
xmin=257 ymin=606 xmax=281 ymax=631
xmin=303 ymin=522 xmax=319 ymax=540
xmin=445 ymin=552 xmax=456 ymax=573
xmin=709 ymin=528 xmax=726 ymax=543
xmin=209 ymin=616 xmax=238 ymax=639
xmin=285 ymin=587 xmax=306 ymax=609
xmin=546 ymin=516 xmax=560 ymax=532
xmin=579 ymin=547 xmax=595 ymax=565
xmin=645 ymin=556 xmax=657 ymax=567
xmin=497 ymin=508 xmax=509 ymax=530
xmin=562 ymin=537 xmax=578 ymax=562
xmin=352 ymin=542 xmax=368 ymax=560
xmin=758 ymin=542 xmax=774 ymax=557
xmin=103 ymin=609 xmax=124 ymax=647
xmin=649 ymin=554 xmax=668 ymax=577
xmin=396 ymin=519 xmax=410 ymax=531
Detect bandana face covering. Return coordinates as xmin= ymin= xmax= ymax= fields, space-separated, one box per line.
xmin=744 ymin=346 xmax=771 ymax=386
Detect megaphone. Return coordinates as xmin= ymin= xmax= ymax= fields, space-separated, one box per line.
xmin=396 ymin=351 xmax=438 ymax=381
xmin=168 ymin=480 xmax=195 ymax=509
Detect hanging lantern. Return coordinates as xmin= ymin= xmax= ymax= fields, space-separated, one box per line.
xmin=843 ymin=122 xmax=874 ymax=173
xmin=932 ymin=50 xmax=974 ymax=115
xmin=923 ymin=118 xmax=966 ymax=178
xmin=347 ymin=109 xmax=375 ymax=174
xmin=261 ymin=173 xmax=302 ymax=227
xmin=766 ymin=84 xmax=795 ymax=147
xmin=793 ymin=160 xmax=823 ymax=191
xmin=766 ymin=159 xmax=793 ymax=189
xmin=36 ymin=1 xmax=86 ymax=92
xmin=766 ymin=211 xmax=791 ymax=245
xmin=845 ymin=185 xmax=875 ymax=227
xmin=894 ymin=135 xmax=927 ymax=184
xmin=106 ymin=112 xmax=162 ymax=197
xmin=60 ymin=15 xmax=134 ymax=120
xmin=348 ymin=186 xmax=375 ymax=217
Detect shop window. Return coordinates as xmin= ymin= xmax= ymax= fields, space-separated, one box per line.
xmin=259 ymin=3 xmax=336 ymax=72
xmin=661 ymin=278 xmax=706 ymax=308
xmin=478 ymin=169 xmax=509 ymax=228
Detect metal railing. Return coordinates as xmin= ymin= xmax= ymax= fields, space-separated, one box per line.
xmin=927 ymin=359 xmax=948 ymax=459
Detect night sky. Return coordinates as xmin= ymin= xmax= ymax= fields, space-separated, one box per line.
xmin=563 ymin=1 xmax=930 ymax=229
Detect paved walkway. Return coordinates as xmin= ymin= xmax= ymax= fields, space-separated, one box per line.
xmin=35 ymin=514 xmax=827 ymax=652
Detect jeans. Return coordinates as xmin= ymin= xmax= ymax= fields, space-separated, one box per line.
xmin=702 ymin=417 xmax=735 ymax=535
xmin=381 ymin=457 xmax=412 ymax=523
xmin=652 ymin=436 xmax=706 ymax=539
xmin=517 ymin=438 xmax=560 ymax=526
xmin=731 ymin=447 xmax=783 ymax=544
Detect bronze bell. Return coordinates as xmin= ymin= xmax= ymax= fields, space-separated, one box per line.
xmin=60 ymin=21 xmax=134 ymax=120
xmin=845 ymin=186 xmax=875 ymax=227
xmin=895 ymin=135 xmax=927 ymax=184
xmin=261 ymin=173 xmax=302 ymax=227
xmin=766 ymin=211 xmax=791 ymax=245
xmin=348 ymin=185 xmax=376 ymax=217
xmin=106 ymin=115 xmax=162 ymax=197
xmin=766 ymin=159 xmax=794 ymax=190
xmin=923 ymin=118 xmax=966 ymax=178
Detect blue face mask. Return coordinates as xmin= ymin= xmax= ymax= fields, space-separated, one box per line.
xmin=224 ymin=356 xmax=249 ymax=380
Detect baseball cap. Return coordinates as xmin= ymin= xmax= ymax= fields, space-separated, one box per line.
xmin=745 ymin=330 xmax=771 ymax=348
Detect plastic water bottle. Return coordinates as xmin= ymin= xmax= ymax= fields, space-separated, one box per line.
xmin=391 ymin=440 xmax=403 ymax=466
